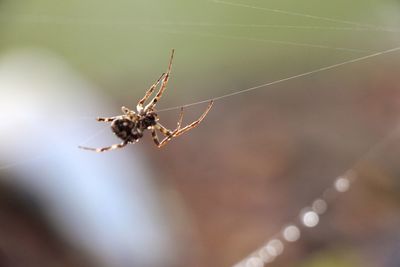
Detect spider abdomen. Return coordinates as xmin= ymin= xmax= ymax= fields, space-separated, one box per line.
xmin=111 ymin=118 xmax=143 ymax=142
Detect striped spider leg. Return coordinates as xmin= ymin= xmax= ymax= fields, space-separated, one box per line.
xmin=143 ymin=49 xmax=174 ymax=112
xmin=151 ymin=100 xmax=214 ymax=148
xmin=78 ymin=140 xmax=128 ymax=153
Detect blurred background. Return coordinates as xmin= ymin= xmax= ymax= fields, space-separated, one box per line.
xmin=1 ymin=1 xmax=400 ymax=267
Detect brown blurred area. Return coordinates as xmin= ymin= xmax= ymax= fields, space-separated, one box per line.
xmin=0 ymin=57 xmax=400 ymax=267
xmin=0 ymin=180 xmax=95 ymax=267
xmin=145 ymin=61 xmax=400 ymax=267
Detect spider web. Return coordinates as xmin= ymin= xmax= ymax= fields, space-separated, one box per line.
xmin=0 ymin=1 xmax=400 ymax=266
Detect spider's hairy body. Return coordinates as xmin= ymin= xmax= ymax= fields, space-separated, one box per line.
xmin=111 ymin=117 xmax=142 ymax=142
xmin=111 ymin=113 xmax=157 ymax=143
xmin=78 ymin=49 xmax=213 ymax=153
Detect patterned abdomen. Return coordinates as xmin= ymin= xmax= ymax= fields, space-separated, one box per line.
xmin=111 ymin=118 xmax=143 ymax=143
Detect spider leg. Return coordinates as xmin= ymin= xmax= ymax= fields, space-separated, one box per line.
xmin=155 ymin=123 xmax=175 ymax=137
xmin=152 ymin=105 xmax=198 ymax=148
xmin=121 ymin=106 xmax=130 ymax=114
xmin=172 ymin=100 xmax=213 ymax=137
xmin=155 ymin=107 xmax=184 ymax=136
xmin=150 ymin=127 xmax=161 ymax=147
xmin=158 ymin=135 xmax=174 ymax=148
xmin=78 ymin=141 xmax=128 ymax=153
xmin=96 ymin=116 xmax=117 ymax=122
xmin=152 ymin=115 xmax=181 ymax=148
xmin=151 ymin=126 xmax=175 ymax=148
xmin=136 ymin=73 xmax=165 ymax=113
xmin=176 ymin=107 xmax=184 ymax=129
xmin=144 ymin=49 xmax=174 ymax=111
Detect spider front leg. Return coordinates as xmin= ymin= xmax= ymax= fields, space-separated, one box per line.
xmin=136 ymin=73 xmax=165 ymax=113
xmin=173 ymin=100 xmax=213 ymax=137
xmin=150 ymin=126 xmax=174 ymax=148
xmin=158 ymin=107 xmax=184 ymax=134
xmin=151 ymin=127 xmax=176 ymax=148
xmin=176 ymin=106 xmax=184 ymax=129
xmin=144 ymin=49 xmax=174 ymax=111
xmin=150 ymin=127 xmax=162 ymax=147
xmin=152 ymin=124 xmax=177 ymax=148
xmin=151 ymin=108 xmax=184 ymax=148
xmin=152 ymin=102 xmax=213 ymax=148
xmin=78 ymin=141 xmax=128 ymax=153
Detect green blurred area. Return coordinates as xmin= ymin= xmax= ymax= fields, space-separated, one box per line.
xmin=0 ymin=0 xmax=398 ymax=101
xmin=298 ymin=250 xmax=362 ymax=267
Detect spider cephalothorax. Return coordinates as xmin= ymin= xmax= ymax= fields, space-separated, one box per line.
xmin=140 ymin=112 xmax=158 ymax=129
xmin=79 ymin=50 xmax=213 ymax=152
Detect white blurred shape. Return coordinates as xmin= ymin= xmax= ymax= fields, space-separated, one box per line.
xmin=334 ymin=176 xmax=351 ymax=192
xmin=258 ymin=247 xmax=275 ymax=264
xmin=282 ymin=225 xmax=300 ymax=242
xmin=246 ymin=257 xmax=264 ymax=267
xmin=312 ymin=198 xmax=328 ymax=214
xmin=301 ymin=211 xmax=319 ymax=228
xmin=0 ymin=49 xmax=178 ymax=267
xmin=258 ymin=246 xmax=275 ymax=264
xmin=266 ymin=239 xmax=284 ymax=257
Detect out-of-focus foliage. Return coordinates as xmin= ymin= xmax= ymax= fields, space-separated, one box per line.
xmin=0 ymin=0 xmax=395 ymax=94
xmin=299 ymin=250 xmax=361 ymax=267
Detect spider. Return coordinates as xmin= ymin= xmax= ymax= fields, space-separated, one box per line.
xmin=79 ymin=49 xmax=213 ymax=152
